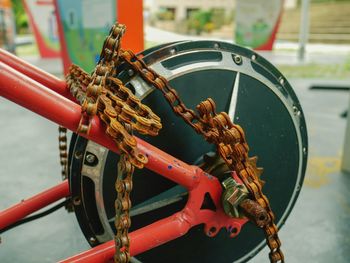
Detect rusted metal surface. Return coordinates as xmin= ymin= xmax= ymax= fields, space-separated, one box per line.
xmin=120 ymin=42 xmax=284 ymax=263
xmin=58 ymin=126 xmax=68 ymax=180
xmin=66 ymin=24 xmax=162 ymax=263
xmin=0 ymin=61 xmax=199 ymax=189
xmin=239 ymin=199 xmax=270 ymax=228
xmin=67 ymin=22 xmax=284 ymax=262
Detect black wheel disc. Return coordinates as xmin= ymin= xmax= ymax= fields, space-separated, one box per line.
xmin=69 ymin=41 xmax=308 ymax=263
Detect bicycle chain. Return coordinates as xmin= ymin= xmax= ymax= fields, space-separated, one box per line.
xmin=119 ymin=44 xmax=284 ymax=262
xmin=58 ymin=126 xmax=68 ymax=180
xmin=66 ymin=24 xmax=162 ymax=263
xmin=66 ymin=22 xmax=283 ymax=262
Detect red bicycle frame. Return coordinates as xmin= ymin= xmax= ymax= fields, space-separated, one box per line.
xmin=0 ymin=49 xmax=247 ymax=262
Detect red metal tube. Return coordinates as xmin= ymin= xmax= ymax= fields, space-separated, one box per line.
xmin=59 ymin=169 xmax=247 ymax=263
xmin=59 ymin=210 xmax=193 ymax=263
xmin=0 ymin=62 xmax=198 ymax=190
xmin=0 ymin=48 xmax=72 ymax=100
xmin=0 ymin=180 xmax=70 ymax=229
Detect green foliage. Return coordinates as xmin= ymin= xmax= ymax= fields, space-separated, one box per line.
xmin=278 ymin=60 xmax=350 ymax=79
xmin=211 ymin=8 xmax=225 ymax=29
xmin=156 ymin=9 xmax=175 ymax=21
xmin=187 ymin=8 xmax=233 ymax=35
xmin=11 ymin=0 xmax=28 ymax=33
xmin=344 ymin=56 xmax=350 ymax=71
xmin=187 ymin=10 xmax=213 ymax=35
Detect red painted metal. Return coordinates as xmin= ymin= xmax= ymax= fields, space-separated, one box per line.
xmin=0 ymin=61 xmax=198 ymax=189
xmin=0 ymin=54 xmax=248 ymax=262
xmin=0 ymin=180 xmax=70 ymax=230
xmin=60 ymin=169 xmax=247 ymax=262
xmin=0 ymin=49 xmax=72 ymax=100
xmin=22 ymin=0 xmax=61 ymax=58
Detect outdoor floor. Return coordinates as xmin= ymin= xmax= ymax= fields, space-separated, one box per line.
xmin=0 ymin=60 xmax=350 ymax=262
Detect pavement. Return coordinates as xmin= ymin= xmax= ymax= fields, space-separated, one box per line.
xmin=251 ymin=79 xmax=350 ymax=263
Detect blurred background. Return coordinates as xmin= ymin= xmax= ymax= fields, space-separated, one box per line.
xmin=1 ymin=0 xmax=350 ymax=262
xmin=2 ymin=0 xmax=350 ymax=79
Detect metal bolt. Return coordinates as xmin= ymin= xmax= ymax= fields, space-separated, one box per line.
xmin=170 ymin=48 xmax=176 ymax=55
xmin=293 ymin=106 xmax=298 ymax=115
xmin=239 ymin=199 xmax=269 ymax=228
xmin=303 ymin=147 xmax=307 ymax=154
xmin=127 ymin=69 xmax=134 ymax=77
xmin=233 ymin=55 xmax=242 ymax=65
xmin=279 ymin=78 xmax=285 ymax=85
xmin=213 ymin=43 xmax=220 ymax=49
xmin=85 ymin=153 xmax=96 ymax=164
xmin=251 ymin=54 xmax=256 ymax=61
xmin=74 ymin=151 xmax=83 ymax=160
xmin=89 ymin=237 xmax=96 ymax=244
xmin=73 ymin=196 xmax=81 ymax=206
xmin=221 ymin=177 xmax=248 ymax=218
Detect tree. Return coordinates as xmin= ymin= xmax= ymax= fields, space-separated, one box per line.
xmin=11 ymin=0 xmax=28 ymax=33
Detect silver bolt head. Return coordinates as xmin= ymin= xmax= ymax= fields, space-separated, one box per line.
xmin=86 ymin=154 xmax=96 ymax=164
xmin=127 ymin=69 xmax=134 ymax=77
xmin=233 ymin=55 xmax=242 ymax=65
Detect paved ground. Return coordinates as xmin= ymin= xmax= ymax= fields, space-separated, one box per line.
xmin=1 ymin=49 xmax=350 ymax=262
xmin=251 ymin=79 xmax=350 ymax=263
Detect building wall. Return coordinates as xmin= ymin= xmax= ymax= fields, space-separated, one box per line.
xmin=284 ymin=0 xmax=297 ymax=9
xmin=150 ymin=0 xmax=236 ymax=21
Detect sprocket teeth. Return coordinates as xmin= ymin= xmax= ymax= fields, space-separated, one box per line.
xmin=256 ymin=167 xmax=264 ymax=177
xmin=249 ymin=156 xmax=258 ymax=165
xmin=259 ymin=179 xmax=266 ymax=187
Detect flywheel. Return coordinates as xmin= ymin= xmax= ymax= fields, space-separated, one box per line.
xmin=69 ymin=41 xmax=308 ymax=263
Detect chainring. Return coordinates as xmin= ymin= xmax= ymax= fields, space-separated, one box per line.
xmin=69 ymin=41 xmax=308 ymax=263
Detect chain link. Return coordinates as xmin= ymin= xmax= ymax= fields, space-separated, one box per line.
xmin=66 ymin=23 xmax=162 ymax=262
xmin=66 ymin=22 xmax=284 ymax=262
xmin=119 ymin=44 xmax=284 ymax=263
xmin=58 ymin=126 xmax=74 ymax=212
xmin=58 ymin=126 xmax=68 ymax=180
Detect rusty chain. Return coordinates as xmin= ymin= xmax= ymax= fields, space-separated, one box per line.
xmin=58 ymin=126 xmax=74 ymax=212
xmin=119 ymin=39 xmax=284 ymax=262
xmin=58 ymin=126 xmax=68 ymax=180
xmin=66 ymin=22 xmax=284 ymax=262
xmin=66 ymin=24 xmax=162 ymax=262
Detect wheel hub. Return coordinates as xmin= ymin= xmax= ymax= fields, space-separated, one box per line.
xmin=69 ymin=40 xmax=307 ymax=262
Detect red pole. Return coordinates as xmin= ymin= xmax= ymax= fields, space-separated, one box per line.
xmin=0 ymin=62 xmax=198 ymax=190
xmin=53 ymin=0 xmax=71 ymax=74
xmin=59 ymin=210 xmax=193 ymax=263
xmin=59 ymin=169 xmax=247 ymax=262
xmin=0 ymin=49 xmax=72 ymax=99
xmin=0 ymin=180 xmax=70 ymax=230
xmin=117 ymin=0 xmax=144 ymax=53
